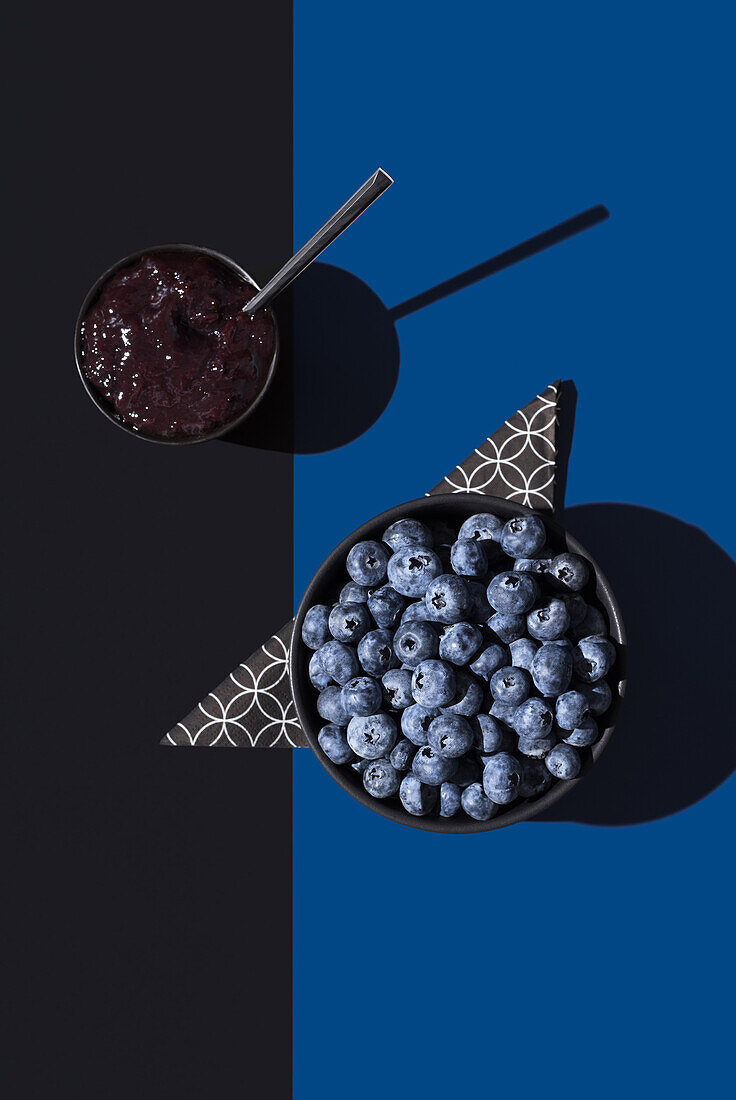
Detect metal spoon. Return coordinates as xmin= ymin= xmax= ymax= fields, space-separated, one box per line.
xmin=246 ymin=168 xmax=393 ymax=313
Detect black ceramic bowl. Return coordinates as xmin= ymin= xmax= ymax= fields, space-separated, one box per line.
xmin=74 ymin=243 xmax=279 ymax=446
xmin=291 ymin=494 xmax=627 ymax=833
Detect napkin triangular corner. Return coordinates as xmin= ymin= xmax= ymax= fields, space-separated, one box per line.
xmin=428 ymin=380 xmax=565 ymax=512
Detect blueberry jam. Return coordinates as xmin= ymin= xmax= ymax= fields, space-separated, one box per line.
xmin=80 ymin=250 xmax=276 ymax=440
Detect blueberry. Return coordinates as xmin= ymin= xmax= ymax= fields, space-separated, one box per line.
xmin=466 ymin=580 xmax=493 ymax=620
xmin=482 ymin=751 xmax=523 ymax=804
xmin=513 ymin=697 xmax=554 ymax=739
xmin=363 ymin=757 xmax=401 ymax=798
xmin=316 ymin=640 xmax=360 ymax=684
xmin=393 ymin=621 xmax=439 ymax=667
xmin=440 ymin=782 xmax=462 ymax=817
xmin=550 ymin=552 xmax=590 ymax=592
xmin=545 ymin=743 xmax=581 ymax=779
xmin=519 ymin=757 xmax=554 ymax=798
xmin=381 ymin=668 xmax=415 ymax=710
xmin=531 ymin=643 xmax=573 ymax=697
xmin=473 ymin=713 xmax=506 ymax=753
xmin=329 ymin=601 xmax=371 ymax=643
xmin=340 ymin=581 xmax=370 ymax=604
xmin=399 ymin=773 xmax=439 ymax=816
xmin=367 ymin=584 xmax=405 ymax=628
xmin=562 ymin=717 xmax=599 ymax=747
xmin=302 ymin=604 xmax=331 ymax=649
xmin=382 ymin=518 xmax=433 ymax=552
xmin=458 ymin=512 xmax=504 ymax=543
xmin=387 ymin=546 xmax=443 ymax=598
xmin=442 ymin=669 xmax=484 ymax=716
xmin=517 ymin=732 xmax=556 ymax=758
xmin=412 ymin=744 xmax=457 ymax=786
xmin=358 ymin=629 xmax=399 ymax=676
xmin=509 ymin=637 xmax=540 ymax=671
xmin=347 ymin=712 xmax=398 ymax=759
xmin=450 ymin=539 xmax=488 ymax=578
xmin=424 ymin=574 xmax=473 ymax=624
xmin=574 ymin=636 xmax=616 ymax=682
xmin=390 ymin=738 xmax=417 ymax=772
xmin=487 ymin=571 xmax=540 ymax=614
xmin=549 ymin=636 xmax=574 ymax=651
xmin=352 ymin=759 xmax=370 ymax=775
xmin=411 ymin=659 xmax=457 ymax=707
xmin=470 ymin=643 xmax=508 ymax=680
xmin=317 ymin=685 xmax=351 ymax=726
xmin=527 ymin=598 xmax=570 ymax=641
xmin=571 ymin=604 xmax=607 ymax=641
xmin=346 ymin=540 xmax=389 ymax=586
xmin=309 ymin=651 xmax=333 ymax=690
xmin=577 ymin=679 xmax=613 ymax=716
xmin=487 ymin=612 xmax=527 ymax=643
xmin=461 ymin=783 xmax=498 ymax=821
xmin=500 ymin=514 xmax=547 ymax=558
xmin=555 ymin=690 xmax=591 ymax=730
xmin=427 ymin=714 xmax=474 ymax=758
xmin=401 ymin=703 xmax=441 ymax=745
xmin=341 ymin=676 xmax=383 ymax=717
xmin=400 ymin=600 xmax=436 ymax=624
xmin=490 ymin=666 xmax=532 ymax=707
xmin=562 ymin=594 xmax=588 ymax=629
xmin=514 ymin=557 xmax=553 ymax=575
xmin=439 ymin=622 xmax=484 ymax=666
xmin=490 ymin=700 xmax=518 ymax=728
xmin=317 ymin=724 xmax=355 ymax=765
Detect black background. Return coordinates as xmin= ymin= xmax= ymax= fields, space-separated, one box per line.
xmin=4 ymin=6 xmax=293 ymax=1095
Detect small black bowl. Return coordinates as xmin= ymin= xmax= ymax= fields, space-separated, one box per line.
xmin=74 ymin=243 xmax=280 ymax=446
xmin=291 ymin=494 xmax=627 ymax=833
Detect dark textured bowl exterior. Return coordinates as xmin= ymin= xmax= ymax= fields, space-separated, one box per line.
xmin=74 ymin=243 xmax=280 ymax=446
xmin=291 ymin=494 xmax=627 ymax=834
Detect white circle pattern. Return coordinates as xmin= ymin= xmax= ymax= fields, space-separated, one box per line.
xmin=435 ymin=384 xmax=558 ymax=508
xmin=165 ymin=628 xmax=304 ymax=748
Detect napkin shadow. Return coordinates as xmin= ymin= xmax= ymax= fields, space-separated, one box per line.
xmin=554 ymin=379 xmax=577 ymax=519
xmin=223 ymin=263 xmax=399 ymax=454
xmin=537 ymin=503 xmax=736 ymax=826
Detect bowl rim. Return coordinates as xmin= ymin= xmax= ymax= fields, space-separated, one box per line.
xmin=290 ymin=493 xmax=627 ymax=834
xmin=73 ymin=242 xmax=280 ymax=446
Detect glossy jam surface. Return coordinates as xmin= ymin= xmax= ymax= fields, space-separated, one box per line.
xmin=81 ymin=250 xmax=276 ymax=440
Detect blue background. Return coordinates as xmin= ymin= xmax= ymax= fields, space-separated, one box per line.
xmin=293 ymin=3 xmax=734 ymax=1096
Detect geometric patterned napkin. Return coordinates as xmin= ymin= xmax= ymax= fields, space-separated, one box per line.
xmin=163 ymin=620 xmax=301 ymax=748
xmin=162 ymin=381 xmax=561 ymax=748
xmin=428 ymin=381 xmax=559 ymax=507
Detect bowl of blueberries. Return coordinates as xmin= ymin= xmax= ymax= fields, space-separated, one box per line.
xmin=291 ymin=496 xmax=626 ymax=832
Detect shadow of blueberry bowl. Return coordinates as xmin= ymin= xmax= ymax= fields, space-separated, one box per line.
xmin=290 ymin=494 xmax=627 ymax=833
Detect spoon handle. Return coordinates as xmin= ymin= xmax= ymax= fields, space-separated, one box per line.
xmin=246 ymin=168 xmax=393 ymax=312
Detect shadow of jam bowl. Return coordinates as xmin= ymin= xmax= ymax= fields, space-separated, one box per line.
xmin=73 ymin=243 xmax=280 ymax=446
xmin=290 ymin=494 xmax=627 ymax=834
